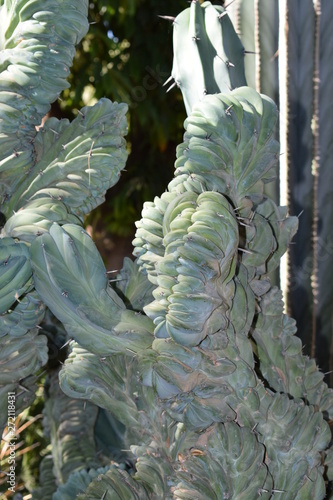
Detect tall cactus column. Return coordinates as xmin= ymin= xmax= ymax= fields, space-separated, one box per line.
xmin=227 ymin=0 xmax=279 ymax=103
xmin=227 ymin=0 xmax=333 ymax=381
xmin=167 ymin=0 xmax=247 ymax=115
xmin=279 ymin=0 xmax=333 ymax=381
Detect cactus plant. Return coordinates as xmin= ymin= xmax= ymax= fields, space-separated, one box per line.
xmin=1 ymin=1 xmax=333 ymax=499
xmin=30 ymin=86 xmax=333 ymax=497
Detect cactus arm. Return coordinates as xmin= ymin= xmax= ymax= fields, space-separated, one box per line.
xmin=0 ymin=290 xmax=46 ymax=336
xmin=3 ymin=197 xmax=81 ymax=243
xmin=0 ymin=330 xmax=48 ymax=433
xmin=236 ymin=0 xmax=257 ymax=90
xmin=30 ymin=223 xmax=154 ymax=356
xmin=0 ymin=237 xmax=32 ymax=313
xmin=227 ymin=0 xmax=279 ymax=100
xmin=170 ymin=1 xmax=246 ymax=115
xmin=166 ymin=88 xmax=279 ymax=210
xmin=32 ymin=456 xmax=57 ymax=500
xmin=257 ymin=393 xmax=329 ymax=499
xmin=0 ymin=0 xmax=88 ymax=122
xmin=174 ymin=423 xmax=272 ymax=500
xmin=142 ymin=190 xmax=239 ymax=346
xmin=40 ymin=370 xmax=103 ymax=489
xmin=3 ymin=99 xmax=128 ymax=219
xmin=0 ymin=235 xmax=47 ymax=433
xmin=170 ymin=2 xmax=216 ymax=115
xmin=0 ymin=328 xmax=47 ymax=385
xmin=251 ymin=286 xmax=333 ymax=418
xmin=0 ymin=373 xmax=44 ymax=434
xmin=0 ymin=0 xmax=89 ymax=205
xmin=254 ymin=0 xmax=279 ymax=100
xmin=253 ymin=198 xmax=298 ymax=274
xmin=59 ymin=344 xmax=144 ymax=431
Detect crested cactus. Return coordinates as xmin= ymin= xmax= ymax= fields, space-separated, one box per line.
xmin=31 ymin=87 xmax=333 ymax=497
xmin=33 ymin=369 xmax=125 ymax=499
xmin=1 ymin=1 xmax=333 ymax=499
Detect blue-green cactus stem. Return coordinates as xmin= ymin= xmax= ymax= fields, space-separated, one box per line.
xmin=4 ymin=99 xmax=128 ymax=219
xmin=0 ymin=290 xmax=46 ymax=336
xmin=170 ymin=1 xmax=247 ymax=115
xmin=31 ymin=223 xmax=154 ymax=356
xmin=168 ymin=88 xmax=280 ymax=213
xmin=0 ymin=0 xmax=89 ymax=202
xmin=0 ymin=237 xmax=32 ymax=313
xmin=143 ymin=190 xmax=238 ymax=346
xmin=251 ymin=286 xmax=333 ymax=418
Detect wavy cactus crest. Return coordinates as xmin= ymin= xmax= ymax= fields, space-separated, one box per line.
xmin=138 ymin=190 xmax=239 ymax=346
xmin=134 ymin=88 xmax=296 ymax=346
